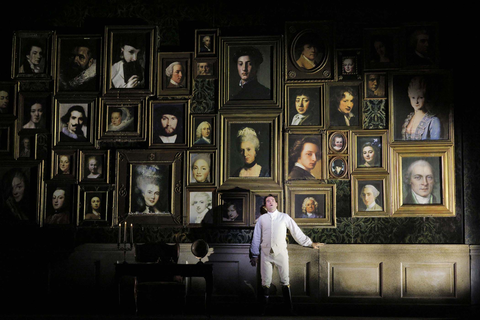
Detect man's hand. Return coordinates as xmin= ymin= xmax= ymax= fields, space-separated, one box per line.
xmin=250 ymin=257 xmax=258 ymax=266
xmin=312 ymin=242 xmax=325 ymax=249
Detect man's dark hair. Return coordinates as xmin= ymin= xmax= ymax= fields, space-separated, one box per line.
xmin=289 ymin=136 xmax=321 ymax=161
xmin=233 ymin=46 xmax=263 ymax=68
xmin=61 ymin=105 xmax=87 ymax=124
xmin=263 ymin=194 xmax=277 ymax=206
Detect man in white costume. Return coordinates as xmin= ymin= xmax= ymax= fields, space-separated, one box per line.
xmin=250 ymin=194 xmax=322 ymax=315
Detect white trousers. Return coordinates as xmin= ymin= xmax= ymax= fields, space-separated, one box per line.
xmin=260 ymin=250 xmax=289 ymax=287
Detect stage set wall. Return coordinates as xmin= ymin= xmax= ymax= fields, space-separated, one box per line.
xmin=0 ymin=1 xmax=475 ymax=315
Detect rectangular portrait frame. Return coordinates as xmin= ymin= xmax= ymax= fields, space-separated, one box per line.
xmin=285 ymin=183 xmax=336 ymax=228
xmin=351 ymin=174 xmax=390 ymax=217
xmin=219 ymin=36 xmax=282 ymax=109
xmin=363 ymin=27 xmax=402 ymax=70
xmin=285 ymin=82 xmax=325 ymax=132
xmin=18 ymin=91 xmax=52 ymax=134
xmin=103 ymin=25 xmax=157 ymax=96
xmin=350 ymin=129 xmax=388 ymax=174
xmin=77 ymin=184 xmax=114 ymax=227
xmin=217 ymin=190 xmax=249 ymax=227
xmin=54 ymin=34 xmax=103 ymax=94
xmin=220 ymin=112 xmax=281 ymax=188
xmin=187 ymin=150 xmax=216 ymax=187
xmin=186 ymin=187 xmax=217 ymax=227
xmin=78 ymin=149 xmax=110 ymax=183
xmin=98 ymin=96 xmax=146 ymax=141
xmin=11 ymin=30 xmax=54 ymax=79
xmin=249 ymin=189 xmax=283 ymax=227
xmin=149 ymin=99 xmax=189 ymax=148
xmin=390 ymin=144 xmax=455 ymax=217
xmin=43 ymin=180 xmax=76 ymax=227
xmin=195 ymin=28 xmax=219 ymax=58
xmin=189 ymin=113 xmax=217 ymax=148
xmin=0 ymin=80 xmax=19 ymax=118
xmin=388 ymin=70 xmax=454 ymax=144
xmin=158 ymin=52 xmax=192 ymax=96
xmin=115 ymin=149 xmax=183 ymax=226
xmin=51 ymin=149 xmax=77 ymax=181
xmin=0 ymin=160 xmax=44 ymax=225
xmin=284 ymin=21 xmax=336 ymax=82
xmin=53 ymin=95 xmax=98 ymax=148
xmin=284 ymin=132 xmax=326 ymax=182
xmin=326 ymin=81 xmax=363 ymax=129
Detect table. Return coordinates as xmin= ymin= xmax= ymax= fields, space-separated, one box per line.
xmin=115 ymin=261 xmax=213 ymax=314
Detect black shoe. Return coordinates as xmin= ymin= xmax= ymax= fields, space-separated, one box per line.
xmin=282 ymin=285 xmax=297 ymax=316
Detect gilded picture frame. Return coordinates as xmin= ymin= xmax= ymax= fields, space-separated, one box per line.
xmin=149 ymin=99 xmax=189 ymax=148
xmin=217 ymin=190 xmax=249 ymax=227
xmin=115 ymin=149 xmax=183 ymax=226
xmin=78 ymin=149 xmax=110 ymax=183
xmin=363 ymin=27 xmax=401 ymax=70
xmin=351 ymin=130 xmax=388 ymax=173
xmin=285 ymin=183 xmax=336 ymax=228
xmin=53 ymin=96 xmax=97 ymax=148
xmin=219 ymin=36 xmax=282 ymax=109
xmin=11 ymin=30 xmax=54 ymax=79
xmin=337 ymin=48 xmax=362 ymax=81
xmin=18 ymin=91 xmax=52 ymax=134
xmin=326 ymin=81 xmax=363 ymax=129
xmin=285 ymin=132 xmax=325 ymax=182
xmin=186 ymin=187 xmax=216 ymax=227
xmin=328 ymin=130 xmax=348 ymax=154
xmin=103 ymin=25 xmax=157 ymax=96
xmin=389 ymin=71 xmax=453 ymax=143
xmin=285 ymin=21 xmax=335 ymax=81
xmin=195 ymin=28 xmax=219 ymax=58
xmin=51 ymin=149 xmax=77 ymax=180
xmin=390 ymin=144 xmax=455 ymax=217
xmin=99 ymin=96 xmax=146 ymax=141
xmin=187 ymin=150 xmax=216 ymax=187
xmin=364 ymin=72 xmax=387 ymax=99
xmin=54 ymin=34 xmax=103 ymax=94
xmin=285 ymin=83 xmax=325 ymax=131
xmin=43 ymin=180 xmax=75 ymax=227
xmin=189 ymin=114 xmax=216 ymax=148
xmin=158 ymin=52 xmax=192 ymax=96
xmin=328 ymin=155 xmax=348 ymax=179
xmin=0 ymin=160 xmax=44 ymax=225
xmin=194 ymin=58 xmax=217 ymax=80
xmin=220 ymin=112 xmax=281 ymax=187
xmin=77 ymin=184 xmax=114 ymax=226
xmin=351 ymin=174 xmax=390 ymax=217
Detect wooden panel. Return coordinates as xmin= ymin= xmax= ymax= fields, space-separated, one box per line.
xmin=402 ymin=263 xmax=456 ymax=298
xmin=328 ymin=262 xmax=382 ymax=298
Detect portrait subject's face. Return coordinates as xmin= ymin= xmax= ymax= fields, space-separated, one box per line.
xmin=201 ymin=123 xmax=211 ymax=138
xmin=59 ymin=155 xmax=70 ymax=173
xmin=305 ymin=199 xmax=316 ymax=213
xmin=52 ymin=189 xmax=66 ymax=210
xmin=374 ymin=41 xmax=386 ymax=57
xmin=240 ymin=141 xmax=257 ymax=165
xmin=334 ymin=137 xmax=343 ymax=148
xmin=0 ymin=91 xmax=9 ymax=110
xmin=368 ymin=75 xmax=379 ymax=92
xmin=237 ymin=55 xmax=256 ymax=82
xmin=29 ymin=103 xmax=43 ymax=124
xmin=343 ymin=58 xmax=354 ymax=73
xmin=415 ymin=33 xmax=429 ymax=55
xmin=302 ymin=44 xmax=318 ymax=61
xmin=297 ymin=142 xmax=319 ymax=171
xmin=338 ymin=92 xmax=354 ymax=114
xmin=192 ymin=158 xmax=210 ymax=183
xmin=197 ymin=62 xmax=210 ymax=75
xmin=122 ymin=45 xmax=140 ymax=62
xmin=23 ymin=138 xmax=30 ymax=149
xmin=193 ymin=194 xmax=209 ymax=213
xmin=363 ymin=146 xmax=375 ymax=164
xmin=227 ymin=204 xmax=238 ymax=219
xmin=67 ymin=110 xmax=85 ymax=134
xmin=110 ymin=112 xmax=122 ymax=126
xmin=203 ymin=36 xmax=211 ymax=48
xmin=73 ymin=46 xmax=93 ymax=70
xmin=161 ymin=114 xmax=178 ymax=134
xmin=409 ymin=163 xmax=434 ymax=197
xmin=27 ymin=46 xmax=43 ymax=66
xmin=88 ymin=158 xmax=99 ymax=174
xmin=408 ymin=87 xmax=426 ymax=111
xmin=91 ymin=196 xmax=101 ymax=210
xmin=171 ymin=64 xmax=183 ymax=84
xmin=143 ymin=183 xmax=160 ymax=207
xmin=361 ymin=186 xmax=376 ymax=207
xmin=11 ymin=177 xmax=25 ymax=202
xmin=295 ymin=95 xmax=310 ymax=115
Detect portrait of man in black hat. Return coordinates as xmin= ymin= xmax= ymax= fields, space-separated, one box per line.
xmin=152 ymin=103 xmax=184 ymax=144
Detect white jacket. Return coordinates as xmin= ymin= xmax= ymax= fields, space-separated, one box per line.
xmin=250 ymin=209 xmax=312 ymax=258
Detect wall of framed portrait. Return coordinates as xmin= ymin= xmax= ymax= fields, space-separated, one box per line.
xmin=0 ymin=3 xmax=467 ymax=250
